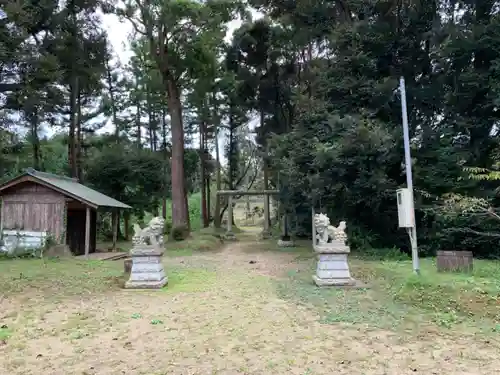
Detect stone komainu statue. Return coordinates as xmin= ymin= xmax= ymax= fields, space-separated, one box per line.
xmin=313 ymin=213 xmax=347 ymax=244
xmin=132 ymin=217 xmax=165 ymax=247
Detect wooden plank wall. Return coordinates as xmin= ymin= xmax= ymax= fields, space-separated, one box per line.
xmin=1 ymin=183 xmax=66 ymax=241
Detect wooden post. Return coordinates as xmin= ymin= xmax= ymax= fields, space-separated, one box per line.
xmin=62 ymin=202 xmax=68 ymax=245
xmin=124 ymin=211 xmax=130 ymax=241
xmin=312 ymin=207 xmax=316 ymax=246
xmin=227 ymin=195 xmax=233 ymax=233
xmin=112 ymin=209 xmax=118 ymax=251
xmin=0 ymin=198 xmax=3 ymax=239
xmin=206 ymin=177 xmax=211 ymax=222
xmin=85 ymin=206 xmax=91 ymax=258
xmin=263 ymin=193 xmax=270 ymax=233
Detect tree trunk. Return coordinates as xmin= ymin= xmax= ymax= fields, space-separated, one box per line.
xmin=244 ymin=168 xmax=250 ymax=222
xmin=68 ymin=0 xmax=79 ymax=179
xmin=135 ymin=80 xmax=141 ymax=148
xmin=111 ymin=210 xmax=118 ymax=250
xmin=200 ymin=118 xmax=209 ymax=227
xmin=165 ymin=77 xmax=190 ymax=231
xmin=153 ymin=127 xmax=158 ymax=151
xmin=69 ymin=75 xmax=79 ymax=178
xmin=206 ymin=176 xmax=211 ymax=222
xmin=261 ymin=108 xmax=271 ymax=227
xmin=147 ymin=90 xmax=154 ymax=150
xmin=211 ymin=90 xmax=222 ymax=228
xmin=136 ymin=104 xmax=141 ymax=147
xmin=76 ymin=91 xmax=82 ymax=182
xmin=228 ymin=107 xmax=235 ymax=190
xmin=203 ymin=112 xmax=210 ymax=227
xmin=161 ymin=107 xmax=168 ymax=220
xmin=214 ymin=123 xmax=222 ymax=228
xmin=124 ymin=211 xmax=130 ymax=240
xmin=29 ymin=108 xmax=41 ymax=170
xmin=105 ymin=57 xmax=120 ymax=143
xmin=283 ymin=213 xmax=289 ymax=238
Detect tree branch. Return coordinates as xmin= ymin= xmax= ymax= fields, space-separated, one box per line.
xmin=121 ymin=6 xmax=146 ymax=37
xmin=445 ymin=227 xmax=500 ymax=238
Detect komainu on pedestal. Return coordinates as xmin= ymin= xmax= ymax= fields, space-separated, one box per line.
xmin=312 ymin=213 xmax=355 ymax=286
xmin=125 ymin=217 xmax=168 ymax=289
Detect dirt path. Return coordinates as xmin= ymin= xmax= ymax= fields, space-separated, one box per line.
xmin=1 ymin=240 xmax=499 ymax=375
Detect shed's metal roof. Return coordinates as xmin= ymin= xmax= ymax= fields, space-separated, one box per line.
xmin=2 ymin=169 xmax=131 ymax=209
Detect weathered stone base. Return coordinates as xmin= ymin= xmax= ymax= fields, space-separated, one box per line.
xmin=314 ymin=241 xmax=350 ymax=254
xmin=313 ymin=275 xmax=355 ymax=286
xmin=260 ymin=230 xmax=272 ymax=240
xmin=277 ymin=239 xmax=295 ymax=247
xmin=224 ymin=232 xmax=237 ymax=241
xmin=124 ymin=258 xmax=132 ymax=274
xmin=124 ymin=245 xmax=167 ymax=290
xmin=312 ymin=276 xmax=367 ymax=288
xmin=313 ymin=242 xmax=358 ymax=288
xmin=125 ymin=277 xmax=168 ymax=289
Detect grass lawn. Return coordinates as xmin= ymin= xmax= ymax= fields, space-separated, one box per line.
xmin=0 ymin=234 xmax=499 ymax=374
xmin=273 ymin=241 xmax=500 ymax=333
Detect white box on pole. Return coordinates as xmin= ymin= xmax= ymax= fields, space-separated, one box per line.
xmin=396 ymin=188 xmax=414 ymax=228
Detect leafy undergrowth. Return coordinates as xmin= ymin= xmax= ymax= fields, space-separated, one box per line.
xmin=272 ymin=242 xmax=500 ymax=332
xmin=352 ymin=258 xmax=500 ymax=328
xmin=0 ymin=326 xmax=12 ymax=341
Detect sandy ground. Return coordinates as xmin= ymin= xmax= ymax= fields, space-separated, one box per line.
xmin=1 ymin=242 xmax=499 ymax=375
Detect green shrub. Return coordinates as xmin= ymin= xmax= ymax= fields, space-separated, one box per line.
xmin=163 ymin=221 xmax=172 ymax=235
xmin=355 ymin=246 xmax=410 ymax=261
xmin=187 ymin=193 xmax=202 ymax=231
xmin=171 ymin=225 xmax=190 ymax=241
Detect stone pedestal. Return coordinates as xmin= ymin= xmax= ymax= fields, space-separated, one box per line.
xmin=260 ymin=229 xmax=272 ymax=240
xmin=313 ymin=241 xmax=355 ymax=286
xmin=277 ymin=238 xmax=295 ymax=247
xmin=124 ymin=245 xmax=167 ymax=289
xmin=223 ymin=231 xmax=237 ymax=241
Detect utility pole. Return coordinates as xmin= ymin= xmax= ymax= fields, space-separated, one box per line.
xmin=400 ymin=77 xmax=420 ymax=274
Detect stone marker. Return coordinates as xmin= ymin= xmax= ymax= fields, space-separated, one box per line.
xmin=278 ymin=214 xmax=294 ymax=247
xmin=124 ymin=258 xmax=132 ymax=274
xmin=312 ymin=213 xmax=356 ymax=286
xmin=277 ymin=238 xmax=295 ymax=247
xmin=125 ymin=217 xmax=168 ymax=289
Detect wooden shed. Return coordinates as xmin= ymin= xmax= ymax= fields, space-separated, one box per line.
xmin=0 ymin=169 xmax=131 ymax=256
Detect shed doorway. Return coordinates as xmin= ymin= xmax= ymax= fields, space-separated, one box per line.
xmin=66 ymin=204 xmax=97 ymax=255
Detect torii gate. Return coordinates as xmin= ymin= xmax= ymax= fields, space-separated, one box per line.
xmin=216 ymin=190 xmax=280 ymax=236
